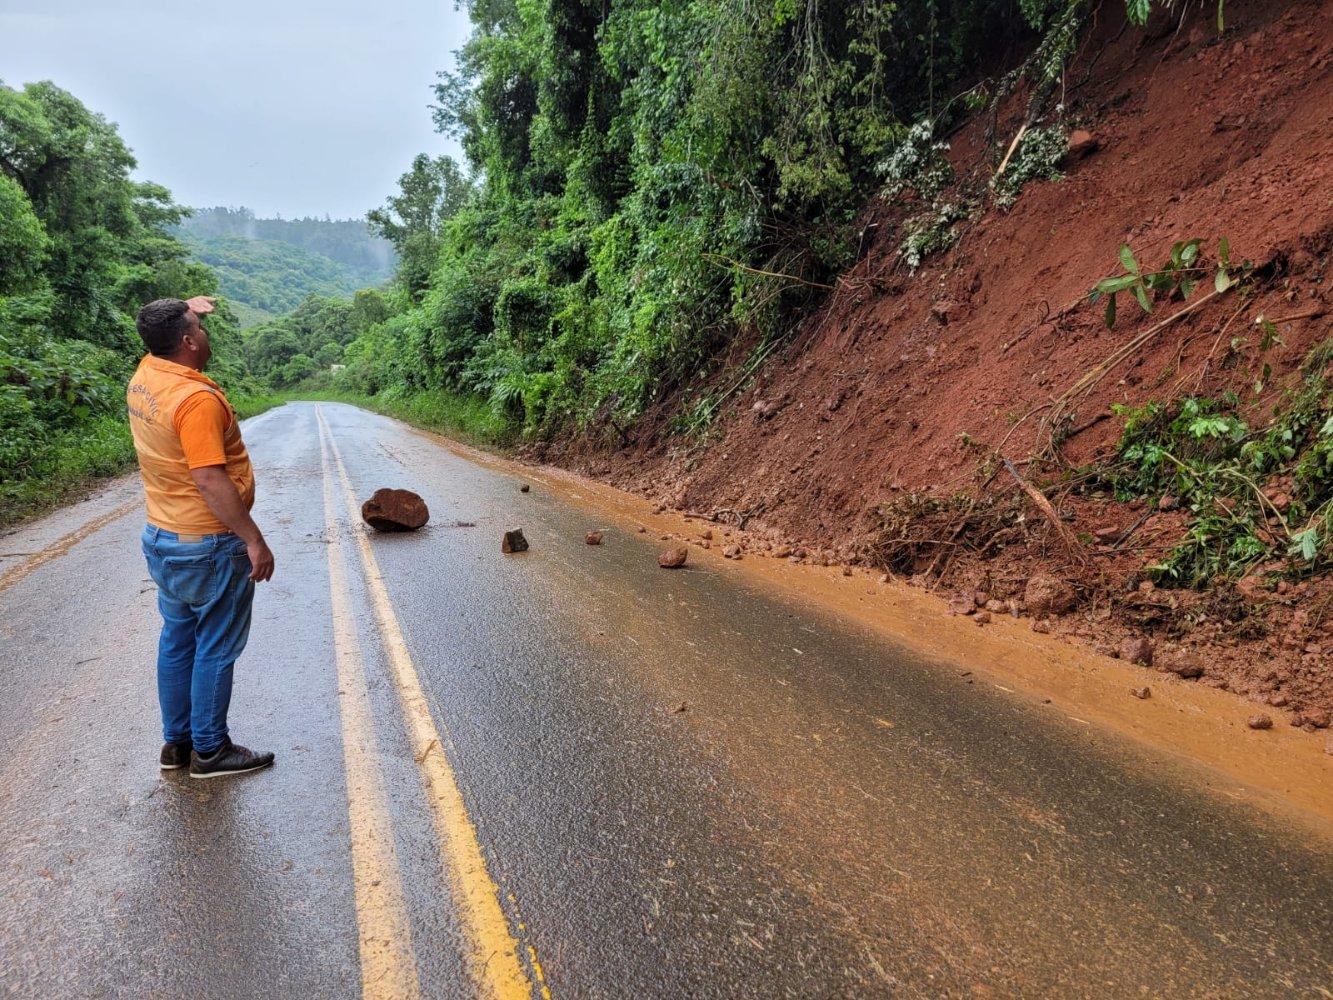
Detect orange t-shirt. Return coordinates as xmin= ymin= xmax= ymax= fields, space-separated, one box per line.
xmin=175 ymin=391 xmax=232 ymax=469
xmin=127 ymin=355 xmax=256 ymax=535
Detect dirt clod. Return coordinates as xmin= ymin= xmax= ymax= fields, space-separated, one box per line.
xmin=1292 ymin=708 xmax=1331 ymax=729
xmin=520 ymin=484 xmax=531 ymax=493
xmin=659 ymin=544 xmax=689 ymax=569
xmin=1247 ymin=714 xmax=1273 ymax=730
xmin=1163 ymin=653 xmax=1204 ymax=679
xmin=1067 ymin=129 xmax=1100 ymax=158
xmin=1118 ymin=636 xmax=1154 ymax=667
xmin=973 ymin=610 xmax=992 ymax=625
xmin=361 ymin=488 xmax=430 ymax=532
xmin=950 ymin=594 xmax=977 ymax=616
xmin=586 ymin=531 xmax=604 ymax=545
xmin=1130 ymin=686 xmax=1151 ymax=700
xmin=501 ymin=529 xmax=529 ymax=553
xmin=1024 ymin=575 xmax=1077 ymax=618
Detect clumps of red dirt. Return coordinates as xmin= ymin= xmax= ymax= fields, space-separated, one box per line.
xmin=534 ymin=0 xmax=1333 ymax=722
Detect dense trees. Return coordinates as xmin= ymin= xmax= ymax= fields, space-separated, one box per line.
xmin=181 ymin=233 xmax=378 ymax=323
xmin=0 ymin=81 xmax=251 ymax=518
xmin=243 ymin=290 xmax=390 ymax=388
xmin=367 ymin=155 xmax=472 ymax=300
xmin=331 ymin=0 xmax=1178 ymax=437
xmin=179 ymin=207 xmax=394 ymax=287
xmin=176 ymin=208 xmax=396 ymax=328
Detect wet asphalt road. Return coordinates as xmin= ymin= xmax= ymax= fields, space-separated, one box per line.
xmin=1 ymin=401 xmax=1331 ymax=999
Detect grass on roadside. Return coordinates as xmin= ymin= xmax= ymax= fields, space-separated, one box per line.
xmin=288 ymin=388 xmax=517 ymax=450
xmin=0 ymin=392 xmax=285 ymax=530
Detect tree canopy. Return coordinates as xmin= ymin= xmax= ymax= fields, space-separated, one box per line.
xmin=327 ymin=0 xmax=1179 ymax=436
xmin=0 ymin=80 xmax=249 ymax=514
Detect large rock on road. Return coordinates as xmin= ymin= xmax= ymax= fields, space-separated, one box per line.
xmin=361 ymin=488 xmax=430 ymax=531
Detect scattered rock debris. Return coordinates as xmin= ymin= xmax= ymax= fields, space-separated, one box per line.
xmin=659 ymin=545 xmax=689 ymax=569
xmin=1067 ymin=128 xmax=1100 ymax=158
xmin=501 ymin=529 xmax=529 ymax=553
xmin=1164 ymin=654 xmax=1204 ymax=680
xmin=1118 ymin=636 xmax=1154 ymax=667
xmin=1024 ymin=575 xmax=1077 ymax=618
xmin=361 ymin=488 xmax=429 ymax=532
xmin=949 ymin=594 xmax=976 ymax=616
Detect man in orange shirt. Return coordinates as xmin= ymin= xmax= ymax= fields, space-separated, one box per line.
xmin=128 ymin=296 xmax=275 ymax=779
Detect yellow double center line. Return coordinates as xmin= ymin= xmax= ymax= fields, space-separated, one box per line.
xmin=317 ymin=407 xmax=547 ymax=999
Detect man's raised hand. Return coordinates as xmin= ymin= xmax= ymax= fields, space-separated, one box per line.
xmin=185 ymin=295 xmax=216 ymax=316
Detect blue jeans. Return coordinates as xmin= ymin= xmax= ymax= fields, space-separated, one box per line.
xmin=141 ymin=525 xmax=254 ymax=754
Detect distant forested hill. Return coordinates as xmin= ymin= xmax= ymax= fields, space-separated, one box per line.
xmin=178 ymin=208 xmax=395 ymax=326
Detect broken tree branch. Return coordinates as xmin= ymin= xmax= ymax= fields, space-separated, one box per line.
xmin=1002 ymin=457 xmax=1085 ymax=560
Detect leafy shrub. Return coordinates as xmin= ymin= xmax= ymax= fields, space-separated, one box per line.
xmin=992 ymin=123 xmax=1067 ymax=207
xmin=1096 ymin=343 xmax=1333 ymax=585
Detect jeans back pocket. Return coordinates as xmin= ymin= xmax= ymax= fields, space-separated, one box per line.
xmin=161 ymin=554 xmax=219 ymax=606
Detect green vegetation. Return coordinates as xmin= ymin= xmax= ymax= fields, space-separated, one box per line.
xmin=177 ymin=208 xmax=395 ymax=328
xmin=0 ymin=81 xmax=267 ymax=525
xmin=992 ymin=122 xmax=1067 ymax=208
xmin=179 ymin=207 xmax=394 ymax=287
xmin=243 ymin=291 xmax=391 ymax=388
xmin=1091 ymin=237 xmax=1243 ymax=329
xmin=295 ymin=0 xmax=1192 ymax=444
xmin=290 ymin=388 xmax=515 ymax=450
xmin=180 ymin=233 xmax=377 ymax=323
xmin=1095 ymin=341 xmax=1333 ymax=586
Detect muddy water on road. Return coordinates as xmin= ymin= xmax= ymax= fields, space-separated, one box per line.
xmin=415 ymin=423 xmax=1333 ymax=835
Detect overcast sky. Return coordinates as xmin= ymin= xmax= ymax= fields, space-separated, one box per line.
xmin=0 ymin=0 xmax=471 ymax=220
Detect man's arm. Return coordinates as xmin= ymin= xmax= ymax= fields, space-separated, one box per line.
xmin=189 ymin=466 xmax=275 ymax=582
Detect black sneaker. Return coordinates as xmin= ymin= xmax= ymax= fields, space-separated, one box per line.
xmin=189 ymin=739 xmax=275 ymax=779
xmin=159 ymin=739 xmax=193 ymax=770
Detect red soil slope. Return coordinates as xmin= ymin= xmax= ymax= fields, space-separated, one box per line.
xmin=544 ymin=0 xmax=1333 ymax=721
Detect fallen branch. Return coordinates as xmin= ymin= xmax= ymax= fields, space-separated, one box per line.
xmin=1111 ymin=508 xmax=1155 ymax=552
xmin=923 ymin=498 xmax=977 ymax=580
xmin=1267 ymin=308 xmax=1325 ymax=324
xmin=701 ymin=253 xmax=835 ymax=291
xmin=1002 ymin=457 xmax=1085 ymax=560
xmin=994 ymin=122 xmax=1030 ymax=179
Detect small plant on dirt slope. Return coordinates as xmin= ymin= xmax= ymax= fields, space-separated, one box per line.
xmin=992 ymin=123 xmax=1068 ymax=208
xmin=1090 ymin=237 xmax=1243 ymax=329
xmin=1096 ymin=340 xmax=1333 ymax=586
xmin=875 ymin=122 xmax=974 ymax=271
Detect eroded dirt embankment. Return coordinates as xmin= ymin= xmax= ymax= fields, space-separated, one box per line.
xmin=535 ymin=0 xmax=1333 ymax=725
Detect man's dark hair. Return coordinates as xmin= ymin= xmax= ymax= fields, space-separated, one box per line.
xmin=136 ymin=298 xmax=193 ymax=356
